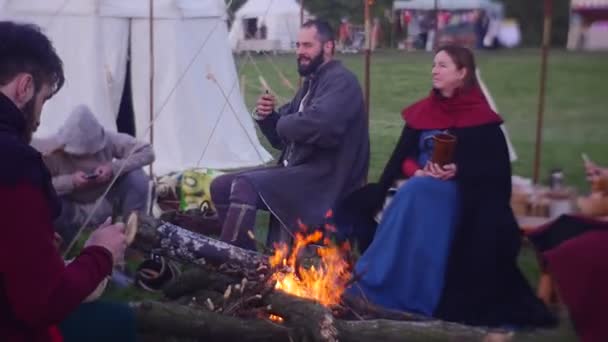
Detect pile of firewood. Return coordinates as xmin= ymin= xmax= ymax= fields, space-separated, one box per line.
xmin=129 ymin=213 xmax=543 ymax=342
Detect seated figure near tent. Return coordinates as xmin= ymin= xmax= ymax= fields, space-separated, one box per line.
xmin=32 ymin=105 xmax=155 ymax=245
xmin=340 ymin=46 xmax=555 ymax=328
xmin=210 ymin=19 xmax=369 ymax=250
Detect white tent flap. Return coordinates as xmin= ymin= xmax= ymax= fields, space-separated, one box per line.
xmin=229 ymin=0 xmax=309 ymax=51
xmin=100 ymin=0 xmax=225 ymax=19
xmin=131 ymin=18 xmax=271 ymax=174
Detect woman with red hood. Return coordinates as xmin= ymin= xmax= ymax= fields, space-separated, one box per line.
xmin=344 ymin=46 xmax=555 ymax=328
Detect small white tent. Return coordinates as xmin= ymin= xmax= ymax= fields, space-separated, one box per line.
xmin=0 ymin=0 xmax=272 ymax=175
xmin=229 ymin=0 xmax=309 ymax=51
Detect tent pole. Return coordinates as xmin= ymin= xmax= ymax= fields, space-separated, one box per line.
xmin=298 ymin=0 xmax=304 ymax=88
xmin=533 ymin=0 xmax=552 ymax=184
xmin=433 ymin=0 xmax=439 ymax=49
xmin=364 ymin=0 xmax=373 ymax=121
xmin=148 ymin=0 xmax=155 ymax=177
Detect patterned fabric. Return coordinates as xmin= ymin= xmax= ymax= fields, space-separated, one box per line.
xmin=179 ymin=168 xmax=223 ymax=213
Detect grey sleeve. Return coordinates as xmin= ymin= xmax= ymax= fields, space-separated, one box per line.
xmin=276 ymin=74 xmax=363 ymax=148
xmin=256 ymin=111 xmax=284 ymax=150
xmin=40 ymin=153 xmax=75 ymax=196
xmin=255 ymin=97 xmax=299 ymax=150
xmin=109 ymin=132 xmax=155 ymax=176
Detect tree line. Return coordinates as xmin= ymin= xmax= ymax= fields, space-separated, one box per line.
xmin=227 ymin=0 xmax=572 ymax=47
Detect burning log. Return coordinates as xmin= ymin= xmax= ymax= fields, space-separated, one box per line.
xmin=340 ymin=294 xmax=427 ymax=321
xmin=137 ymin=266 xmax=489 ymax=342
xmin=132 ymin=301 xmax=289 ymax=342
xmin=163 ymin=266 xmax=237 ymax=299
xmin=129 ymin=214 xmax=506 ymax=341
xmin=338 ymin=319 xmax=489 ymax=341
xmin=132 ymin=293 xmax=490 ymax=342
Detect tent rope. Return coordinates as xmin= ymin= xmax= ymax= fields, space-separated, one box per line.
xmin=44 ymin=0 xmax=72 ymax=29
xmin=47 ymin=0 xmax=300 ymax=256
xmin=63 ymin=4 xmax=230 ymax=256
xmin=244 ymin=52 xmax=291 ymax=103
xmin=262 ymin=51 xmax=296 ymax=91
xmin=206 ymin=71 xmax=268 ymax=163
xmin=61 ymin=0 xmax=287 ymax=256
xmin=194 ymin=54 xmax=253 ymax=167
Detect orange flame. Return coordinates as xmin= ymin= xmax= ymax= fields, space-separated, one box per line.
xmin=269 ymin=314 xmax=284 ymax=323
xmin=269 ymin=230 xmax=352 ymax=307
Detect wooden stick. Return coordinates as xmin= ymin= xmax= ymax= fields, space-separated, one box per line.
xmin=533 ymin=0 xmax=553 ymax=184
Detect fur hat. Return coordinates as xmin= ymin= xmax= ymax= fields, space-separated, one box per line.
xmin=57 ymin=105 xmax=108 ymax=155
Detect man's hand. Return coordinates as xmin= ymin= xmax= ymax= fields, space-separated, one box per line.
xmin=94 ymin=163 xmax=113 ymax=183
xmin=415 ymin=162 xmax=457 ymax=180
xmin=53 ymin=232 xmax=63 ymax=250
xmin=84 ymin=218 xmax=127 ymax=265
xmin=255 ymin=92 xmax=276 ymax=119
xmin=72 ymin=171 xmax=95 ymax=189
xmin=584 ymin=159 xmax=608 ymax=181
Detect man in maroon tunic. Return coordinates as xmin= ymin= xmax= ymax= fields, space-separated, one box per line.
xmin=0 ymin=21 xmax=130 ymax=341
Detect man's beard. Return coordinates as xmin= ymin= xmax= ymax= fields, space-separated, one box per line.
xmin=21 ymin=97 xmax=38 ymax=143
xmin=297 ymin=50 xmax=325 ymax=77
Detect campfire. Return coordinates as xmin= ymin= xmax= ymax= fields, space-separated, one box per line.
xmin=269 ymin=227 xmax=353 ymax=307
xmin=130 ymin=213 xmax=497 ymax=342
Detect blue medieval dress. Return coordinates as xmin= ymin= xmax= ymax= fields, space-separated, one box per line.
xmin=349 ymin=130 xmax=460 ymax=316
xmin=341 ymin=86 xmax=556 ymax=327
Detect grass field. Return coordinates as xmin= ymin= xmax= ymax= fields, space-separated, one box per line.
xmin=238 ymin=49 xmax=608 ymax=189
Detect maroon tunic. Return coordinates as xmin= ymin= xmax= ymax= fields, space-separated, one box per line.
xmin=0 ymin=93 xmax=113 ymax=342
xmin=529 ymin=215 xmax=608 ymax=342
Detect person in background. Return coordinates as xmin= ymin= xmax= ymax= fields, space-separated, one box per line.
xmin=528 ymin=212 xmax=608 ymax=342
xmin=33 ymin=104 xmax=154 ymax=247
xmin=584 ymin=158 xmax=608 ymax=181
xmin=338 ymin=17 xmax=353 ymax=51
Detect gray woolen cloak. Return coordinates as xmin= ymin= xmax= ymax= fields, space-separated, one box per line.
xmin=241 ymin=60 xmax=369 ymax=231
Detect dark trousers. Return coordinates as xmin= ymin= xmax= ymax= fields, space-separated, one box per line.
xmin=54 ymin=169 xmax=150 ymax=245
xmin=210 ymin=173 xmax=267 ymax=250
xmin=59 ymin=301 xmax=137 ymax=342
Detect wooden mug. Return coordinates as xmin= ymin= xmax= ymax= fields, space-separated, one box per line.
xmin=431 ymin=133 xmax=457 ymax=166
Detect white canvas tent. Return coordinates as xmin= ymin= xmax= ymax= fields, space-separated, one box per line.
xmin=229 ymin=0 xmax=310 ymax=51
xmin=0 ymin=0 xmax=272 ymax=175
xmin=568 ymin=0 xmax=608 ymax=50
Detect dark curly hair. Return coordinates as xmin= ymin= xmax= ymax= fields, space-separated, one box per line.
xmin=0 ymin=21 xmax=64 ymax=97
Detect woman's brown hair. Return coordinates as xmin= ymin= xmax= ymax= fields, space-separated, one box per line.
xmin=435 ymin=45 xmax=477 ymax=89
